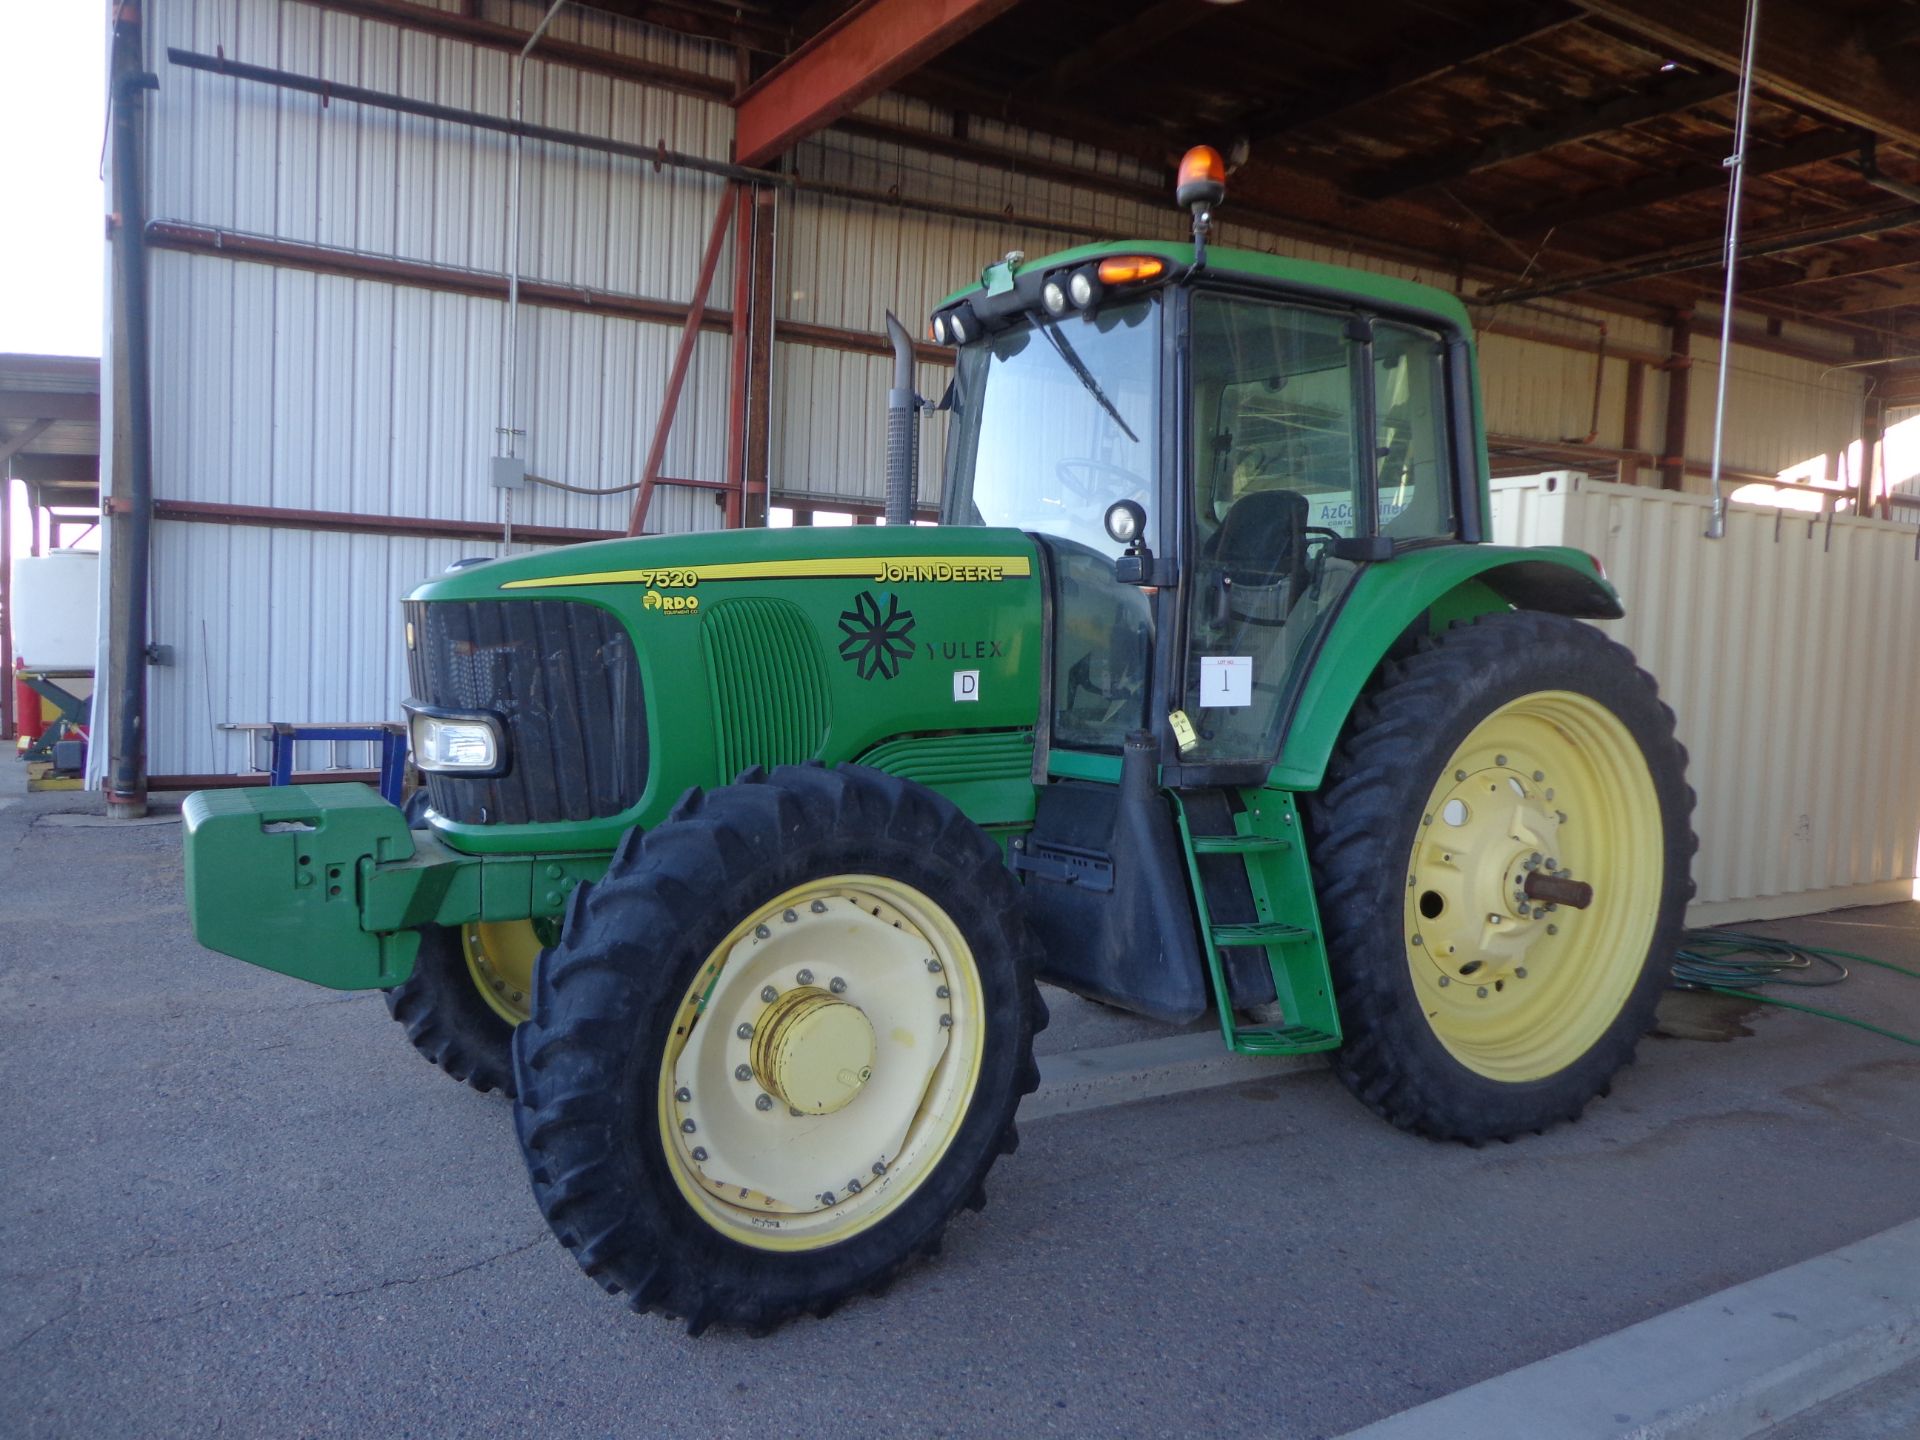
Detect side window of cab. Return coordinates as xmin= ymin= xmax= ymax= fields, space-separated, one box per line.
xmin=1372 ymin=320 xmax=1455 ymax=542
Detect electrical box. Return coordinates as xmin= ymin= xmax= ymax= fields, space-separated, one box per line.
xmin=490 ymin=456 xmax=527 ymax=490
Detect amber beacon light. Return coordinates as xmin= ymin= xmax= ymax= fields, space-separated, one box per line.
xmin=1176 ymin=145 xmax=1228 ymax=212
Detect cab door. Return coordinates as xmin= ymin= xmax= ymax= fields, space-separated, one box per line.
xmin=1174 ymin=292 xmax=1456 ymax=768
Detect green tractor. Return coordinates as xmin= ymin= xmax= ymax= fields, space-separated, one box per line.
xmin=183 ymin=147 xmax=1693 ymax=1332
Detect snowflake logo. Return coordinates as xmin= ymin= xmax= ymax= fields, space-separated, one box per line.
xmin=837 ymin=591 xmax=917 ymax=680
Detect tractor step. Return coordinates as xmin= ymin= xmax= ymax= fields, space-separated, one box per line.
xmin=1188 ymin=833 xmax=1291 ymax=855
xmin=1210 ymin=919 xmax=1311 ymax=946
xmin=1231 ymin=1023 xmax=1342 ymax=1056
xmin=1173 ymin=788 xmax=1343 ymax=1060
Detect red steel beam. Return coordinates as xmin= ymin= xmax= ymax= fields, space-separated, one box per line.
xmin=733 ymin=0 xmax=1024 ymax=166
xmin=724 ymin=183 xmax=754 ymax=528
xmin=627 ymin=183 xmax=739 ymax=536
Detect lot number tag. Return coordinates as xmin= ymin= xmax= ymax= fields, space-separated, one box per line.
xmin=1200 ymin=655 xmax=1253 ymax=707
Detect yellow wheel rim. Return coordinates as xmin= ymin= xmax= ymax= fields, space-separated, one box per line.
xmin=657 ymin=875 xmax=985 ymax=1253
xmin=1403 ymin=690 xmax=1662 ymax=1083
xmin=462 ymin=920 xmax=547 ymax=1025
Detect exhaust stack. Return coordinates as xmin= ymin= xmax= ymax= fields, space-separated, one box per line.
xmin=883 ymin=311 xmax=919 ymax=526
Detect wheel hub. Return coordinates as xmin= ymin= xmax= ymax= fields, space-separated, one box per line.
xmin=750 ymin=986 xmax=876 ymax=1115
xmin=1411 ymin=760 xmax=1568 ymax=985
xmin=663 ymin=882 xmax=968 ymax=1235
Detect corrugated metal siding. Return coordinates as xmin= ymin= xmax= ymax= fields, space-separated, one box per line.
xmin=1685 ymin=333 xmax=1865 ymax=482
xmin=1491 ymin=475 xmax=1920 ymax=921
xmin=140 ymin=0 xmax=739 ymax=774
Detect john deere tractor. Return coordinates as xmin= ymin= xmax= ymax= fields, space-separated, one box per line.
xmin=183 ymin=147 xmax=1693 ymax=1332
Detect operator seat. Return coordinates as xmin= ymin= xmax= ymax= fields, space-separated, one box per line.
xmin=1208 ymin=487 xmax=1310 ymax=625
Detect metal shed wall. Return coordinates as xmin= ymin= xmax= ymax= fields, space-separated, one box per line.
xmin=1492 ymin=475 xmax=1920 ymax=923
xmin=138 ymin=0 xmax=741 ymax=776
xmin=124 ymin=0 xmax=1879 ymax=779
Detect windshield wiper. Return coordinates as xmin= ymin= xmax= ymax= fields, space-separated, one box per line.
xmin=1037 ymin=316 xmax=1139 ymax=443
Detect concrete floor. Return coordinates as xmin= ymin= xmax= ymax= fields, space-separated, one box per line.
xmin=3 ymin=776 xmax=1920 ymax=1439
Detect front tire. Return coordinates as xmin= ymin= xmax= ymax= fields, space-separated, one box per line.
xmin=511 ymin=764 xmax=1046 ymax=1332
xmin=383 ymin=921 xmax=544 ymax=1098
xmin=1305 ymin=611 xmax=1695 ymax=1141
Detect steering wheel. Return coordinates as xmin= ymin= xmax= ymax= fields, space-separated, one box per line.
xmin=1055 ymin=457 xmax=1150 ymax=504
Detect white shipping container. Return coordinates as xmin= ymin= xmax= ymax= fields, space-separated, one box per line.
xmin=1492 ymin=474 xmax=1920 ymax=923
xmin=10 ymin=552 xmax=101 ymax=671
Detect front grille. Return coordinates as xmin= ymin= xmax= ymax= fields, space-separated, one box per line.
xmin=405 ymin=599 xmax=646 ymax=826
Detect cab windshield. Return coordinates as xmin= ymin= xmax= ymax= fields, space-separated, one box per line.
xmin=939 ymin=296 xmax=1159 ymax=555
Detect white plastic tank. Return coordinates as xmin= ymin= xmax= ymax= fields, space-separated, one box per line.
xmin=10 ymin=550 xmax=100 ymax=671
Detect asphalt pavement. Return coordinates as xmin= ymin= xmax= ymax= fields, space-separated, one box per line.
xmin=4 ymin=777 xmax=1920 ymax=1439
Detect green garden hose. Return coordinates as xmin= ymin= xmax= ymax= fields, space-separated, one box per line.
xmin=1672 ymin=928 xmax=1920 ymax=1049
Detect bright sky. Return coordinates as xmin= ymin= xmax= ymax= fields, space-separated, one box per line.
xmin=0 ymin=6 xmax=105 ymax=355
xmin=1 ymin=4 xmax=105 ymax=562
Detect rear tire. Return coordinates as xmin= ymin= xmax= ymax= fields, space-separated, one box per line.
xmin=1304 ymin=611 xmax=1695 ymax=1141
xmin=511 ymin=764 xmax=1046 ymax=1333
xmin=384 ymin=926 xmax=518 ymax=1098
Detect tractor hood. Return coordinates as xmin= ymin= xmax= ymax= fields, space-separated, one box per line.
xmin=403 ymin=525 xmax=1047 ymax=854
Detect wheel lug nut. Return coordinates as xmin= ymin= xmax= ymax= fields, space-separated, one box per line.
xmin=1455 ymin=769 xmax=1467 ymax=781
xmin=675 ymin=1086 xmax=691 ymax=1103
xmin=796 ymin=969 xmax=814 ymax=985
xmin=737 ymin=1022 xmax=754 ymax=1039
xmin=1495 ymin=754 xmax=1508 ymax=766
xmin=1547 ymin=925 xmax=1558 ymax=936
xmin=1438 ymin=976 xmax=1450 ymax=987
xmin=783 ymin=909 xmax=798 ymax=923
xmin=754 ymin=924 xmax=771 ymax=939
xmin=1515 ymin=966 xmax=1528 ymax=978
xmin=936 ymin=985 xmax=950 ymax=998
xmin=830 ymin=977 xmax=847 ymax=994
xmin=848 ymin=1178 xmax=862 ymax=1193
xmin=1412 ymin=935 xmax=1423 ymax=946
xmin=691 ymin=1147 xmax=708 ymax=1162
xmin=925 ymin=958 xmax=942 ymax=973
xmin=872 ymin=1161 xmax=887 ymax=1176
xmin=761 ymin=986 xmax=778 ymax=1003
xmin=1529 ymin=852 xmax=1542 ymax=867
xmin=1545 ymin=857 xmax=1558 ymax=870
xmin=810 ymin=899 xmax=828 ymax=913
xmin=681 ymin=1119 xmax=697 ymax=1134
xmin=1477 ymin=986 xmax=1488 ymax=998
xmin=735 ymin=1063 xmax=752 ymax=1081
xmin=939 ymin=1014 xmax=953 ymax=1028
xmin=755 ymin=1093 xmax=774 ymax=1111
xmin=821 ymin=1192 xmax=836 ymax=1206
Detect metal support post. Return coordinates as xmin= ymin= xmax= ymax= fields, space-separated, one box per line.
xmin=625 ymin=182 xmax=739 ymax=536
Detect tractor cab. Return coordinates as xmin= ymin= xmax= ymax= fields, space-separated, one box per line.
xmin=930 ymin=148 xmax=1481 ymax=782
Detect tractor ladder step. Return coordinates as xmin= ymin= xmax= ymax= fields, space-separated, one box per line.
xmin=1173 ymin=788 xmax=1344 ymax=1060
xmin=1188 ymin=833 xmax=1292 ymax=856
xmin=1232 ymin=1023 xmax=1341 ymax=1056
xmin=1210 ymin=920 xmax=1312 ymax=946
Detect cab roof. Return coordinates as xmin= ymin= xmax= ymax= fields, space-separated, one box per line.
xmin=936 ymin=240 xmax=1473 ymax=337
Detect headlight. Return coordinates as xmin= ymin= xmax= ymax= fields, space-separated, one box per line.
xmin=1042 ymin=278 xmax=1069 ymax=315
xmin=406 ymin=704 xmax=507 ymax=775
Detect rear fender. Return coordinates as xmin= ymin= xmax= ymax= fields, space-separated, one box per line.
xmin=1270 ymin=545 xmax=1619 ymax=791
